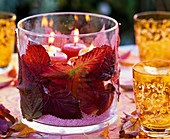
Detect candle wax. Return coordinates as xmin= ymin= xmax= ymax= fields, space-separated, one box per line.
xmin=61 ymin=43 xmax=86 ymax=59
xmin=48 ymin=51 xmax=67 ymax=65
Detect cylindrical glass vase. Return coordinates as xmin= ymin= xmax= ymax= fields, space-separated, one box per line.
xmin=16 ymin=12 xmax=120 ymax=134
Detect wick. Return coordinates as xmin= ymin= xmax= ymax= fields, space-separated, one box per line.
xmin=49 ymin=43 xmax=51 ymax=47
xmin=74 ymin=43 xmax=76 ymax=46
xmin=53 ymin=53 xmax=55 ymax=56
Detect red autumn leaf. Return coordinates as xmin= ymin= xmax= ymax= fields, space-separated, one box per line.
xmin=17 ymin=56 xmax=44 ymax=121
xmin=8 ymin=67 xmax=17 ymax=78
xmin=120 ymin=50 xmax=131 ymax=60
xmin=94 ymin=45 xmax=117 ymax=81
xmin=18 ymin=79 xmax=43 ymax=121
xmin=0 ymin=104 xmax=16 ymax=123
xmin=0 ymin=115 xmax=8 ymax=133
xmin=43 ymin=94 xmax=82 ymax=119
xmin=0 ymin=80 xmax=13 ymax=89
xmin=0 ymin=104 xmax=10 ymax=114
xmin=41 ymin=64 xmax=73 ymax=78
xmin=22 ymin=44 xmax=50 ymax=74
xmin=73 ymin=47 xmax=106 ymax=75
xmin=97 ymin=83 xmax=115 ymax=116
xmin=91 ymin=24 xmax=109 ymax=47
xmin=75 ymin=77 xmax=105 ymax=115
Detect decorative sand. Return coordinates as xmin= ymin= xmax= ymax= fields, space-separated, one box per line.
xmin=36 ymin=107 xmax=116 ymax=126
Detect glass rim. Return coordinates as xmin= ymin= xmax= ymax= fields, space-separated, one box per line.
xmin=0 ymin=11 xmax=16 ymax=21
xmin=17 ymin=12 xmax=118 ymax=38
xmin=134 ymin=11 xmax=170 ymax=22
xmin=132 ymin=60 xmax=170 ymax=76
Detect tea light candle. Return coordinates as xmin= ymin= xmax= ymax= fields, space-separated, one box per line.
xmin=48 ymin=51 xmax=67 ymax=65
xmin=61 ymin=28 xmax=86 ymax=59
xmin=43 ymin=45 xmax=67 ymax=64
xmin=62 ymin=43 xmax=86 ymax=59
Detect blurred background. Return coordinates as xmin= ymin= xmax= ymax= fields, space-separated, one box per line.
xmin=0 ymin=0 xmax=169 ymax=46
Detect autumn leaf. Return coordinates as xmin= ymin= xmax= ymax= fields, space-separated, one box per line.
xmin=0 ymin=115 xmax=8 ymax=133
xmin=0 ymin=80 xmax=13 ymax=89
xmin=11 ymin=122 xmax=26 ymax=131
xmin=41 ymin=64 xmax=73 ymax=78
xmin=100 ymin=123 xmax=110 ymax=138
xmin=11 ymin=122 xmax=36 ymax=138
xmin=4 ymin=130 xmax=14 ymax=138
xmin=119 ymin=110 xmax=143 ymax=138
xmin=0 ymin=104 xmax=16 ymax=137
xmin=94 ymin=45 xmax=117 ymax=81
xmin=120 ymin=84 xmax=133 ymax=91
xmin=17 ymin=44 xmax=52 ymax=121
xmin=43 ymin=94 xmax=82 ymax=119
xmin=18 ymin=41 xmax=117 ymax=120
xmin=18 ymin=75 xmax=43 ymax=121
xmin=125 ymin=94 xmax=135 ymax=103
xmin=22 ymin=44 xmax=50 ymax=74
xmin=17 ymin=65 xmax=43 ymax=121
xmin=8 ymin=67 xmax=17 ymax=78
xmin=73 ymin=47 xmax=106 ymax=75
xmin=75 ymin=78 xmax=105 ymax=115
xmin=97 ymin=83 xmax=115 ymax=116
xmin=0 ymin=104 xmax=16 ymax=123
xmin=120 ymin=50 xmax=131 ymax=60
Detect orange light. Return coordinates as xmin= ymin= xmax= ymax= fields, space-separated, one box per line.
xmin=74 ymin=28 xmax=79 ymax=43
xmin=41 ymin=16 xmax=48 ymax=28
xmin=49 ymin=18 xmax=54 ymax=27
xmin=85 ymin=14 xmax=90 ymax=22
xmin=74 ymin=14 xmax=78 ymax=21
xmin=48 ymin=32 xmax=55 ymax=44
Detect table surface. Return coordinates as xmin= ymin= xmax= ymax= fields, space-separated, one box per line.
xmin=0 ymin=45 xmax=138 ymax=139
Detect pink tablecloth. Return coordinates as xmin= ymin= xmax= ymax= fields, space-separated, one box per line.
xmin=0 ymin=50 xmax=136 ymax=138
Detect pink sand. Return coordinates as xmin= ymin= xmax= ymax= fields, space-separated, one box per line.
xmin=36 ymin=108 xmax=115 ymax=126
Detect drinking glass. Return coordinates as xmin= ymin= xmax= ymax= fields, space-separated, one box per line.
xmin=134 ymin=11 xmax=170 ymax=61
xmin=16 ymin=12 xmax=120 ymax=134
xmin=133 ymin=60 xmax=170 ymax=137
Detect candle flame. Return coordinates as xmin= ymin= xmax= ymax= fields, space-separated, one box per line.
xmin=79 ymin=44 xmax=95 ymax=56
xmin=89 ymin=44 xmax=94 ymax=49
xmin=85 ymin=14 xmax=90 ymax=22
xmin=74 ymin=14 xmax=79 ymax=21
xmin=74 ymin=28 xmax=79 ymax=43
xmin=41 ymin=16 xmax=48 ymax=28
xmin=48 ymin=32 xmax=55 ymax=44
xmin=49 ymin=18 xmax=54 ymax=27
